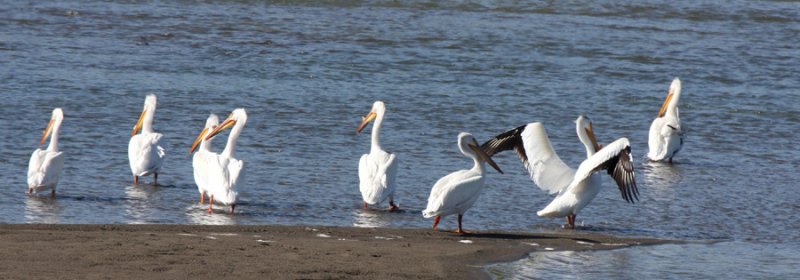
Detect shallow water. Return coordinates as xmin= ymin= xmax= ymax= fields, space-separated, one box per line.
xmin=1 ymin=0 xmax=799 ymax=278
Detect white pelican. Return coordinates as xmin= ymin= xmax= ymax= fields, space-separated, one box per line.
xmin=128 ymin=94 xmax=166 ymax=185
xmin=202 ymin=108 xmax=247 ymax=214
xmin=648 ymin=78 xmax=684 ymax=163
xmin=190 ymin=113 xmax=219 ymax=205
xmin=422 ymin=132 xmax=504 ymax=234
xmin=27 ymin=108 xmax=65 ymax=196
xmin=481 ymin=115 xmax=638 ymax=229
xmin=356 ymin=101 xmax=399 ymax=211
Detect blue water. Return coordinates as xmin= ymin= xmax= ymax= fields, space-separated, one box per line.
xmin=1 ymin=0 xmax=798 ymax=278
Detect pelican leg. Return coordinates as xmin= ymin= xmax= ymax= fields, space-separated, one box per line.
xmin=362 ymin=201 xmax=368 ymax=209
xmin=208 ymin=195 xmax=214 ymax=214
xmin=565 ymin=214 xmax=576 ymax=229
xmin=51 ymin=189 xmax=56 ymax=198
xmin=200 ymin=192 xmax=205 ymax=205
xmin=388 ymin=200 xmax=399 ymax=212
xmin=432 ymin=216 xmax=441 ymax=230
xmin=454 ymin=214 xmax=470 ymax=234
xmin=154 ymin=173 xmax=158 ymax=185
xmin=27 ymin=188 xmax=32 ymax=195
xmin=133 ymin=176 xmax=139 ymax=185
xmin=230 ymin=204 xmax=236 ymax=214
xmin=668 ymin=157 xmax=673 ymax=164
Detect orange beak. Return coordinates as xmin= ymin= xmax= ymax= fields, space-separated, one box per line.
xmin=131 ymin=109 xmax=146 ymax=137
xmin=657 ymin=90 xmax=674 ymax=118
xmin=189 ymin=127 xmax=210 ymax=154
xmin=205 ymin=117 xmax=236 ymax=141
xmin=39 ymin=119 xmax=54 ymax=145
xmin=356 ymin=112 xmax=377 ymax=134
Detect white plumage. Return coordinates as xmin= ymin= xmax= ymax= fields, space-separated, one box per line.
xmin=482 ymin=115 xmax=638 ymax=228
xmin=356 ymin=101 xmax=399 ymax=210
xmin=27 ymin=108 xmax=65 ymax=196
xmin=422 ymin=132 xmax=503 ymax=234
xmin=128 ymin=94 xmax=166 ymax=184
xmin=190 ymin=113 xmax=219 ymax=204
xmin=648 ymin=78 xmax=684 ymax=162
xmin=202 ymin=108 xmax=247 ymax=214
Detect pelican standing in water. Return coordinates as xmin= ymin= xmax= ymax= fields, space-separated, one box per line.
xmin=27 ymin=108 xmax=66 ymax=196
xmin=356 ymin=101 xmax=399 ymax=211
xmin=481 ymin=115 xmax=638 ymax=229
xmin=190 ymin=113 xmax=219 ymax=205
xmin=648 ymin=78 xmax=684 ymax=163
xmin=422 ymin=132 xmax=504 ymax=234
xmin=203 ymin=108 xmax=247 ymax=214
xmin=128 ymin=94 xmax=166 ymax=185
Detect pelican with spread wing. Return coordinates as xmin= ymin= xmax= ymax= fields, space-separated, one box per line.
xmin=481 ymin=115 xmax=638 ymax=228
xmin=27 ymin=108 xmax=66 ymax=196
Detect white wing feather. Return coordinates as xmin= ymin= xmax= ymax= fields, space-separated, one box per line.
xmin=358 ymin=151 xmax=397 ymax=205
xmin=520 ymin=123 xmax=576 ymax=194
xmin=128 ymin=133 xmax=166 ymax=176
xmin=567 ymin=138 xmax=630 ymax=194
xmin=422 ymin=170 xmax=483 ymax=218
xmin=27 ymin=149 xmax=65 ymax=191
xmin=204 ymin=154 xmax=242 ymax=205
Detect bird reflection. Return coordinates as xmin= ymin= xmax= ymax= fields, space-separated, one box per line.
xmin=186 ymin=205 xmax=236 ymax=225
xmin=24 ymin=196 xmax=62 ymax=223
xmin=642 ymin=161 xmax=684 ymax=200
xmin=124 ymin=184 xmax=161 ymax=224
xmin=352 ymin=209 xmax=391 ymax=228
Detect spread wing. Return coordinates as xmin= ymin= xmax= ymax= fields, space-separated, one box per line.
xmin=481 ymin=123 xmax=575 ymax=194
xmin=570 ymin=138 xmax=639 ymax=203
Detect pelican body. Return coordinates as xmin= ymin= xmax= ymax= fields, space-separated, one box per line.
xmin=190 ymin=114 xmax=219 ymax=205
xmin=356 ymin=101 xmax=399 ymax=211
xmin=648 ymin=78 xmax=684 ymax=163
xmin=202 ymin=108 xmax=247 ymax=214
xmin=128 ymin=94 xmax=166 ymax=185
xmin=482 ymin=115 xmax=638 ymax=229
xmin=27 ymin=108 xmax=65 ymax=196
xmin=422 ymin=132 xmax=503 ymax=234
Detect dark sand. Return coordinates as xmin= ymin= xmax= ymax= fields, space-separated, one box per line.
xmin=0 ymin=224 xmax=674 ymax=279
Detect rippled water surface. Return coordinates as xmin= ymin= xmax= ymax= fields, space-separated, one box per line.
xmin=1 ymin=0 xmax=798 ymax=278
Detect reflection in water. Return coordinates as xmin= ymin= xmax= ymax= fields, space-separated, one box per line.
xmin=186 ymin=205 xmax=236 ymax=225
xmin=124 ymin=184 xmax=160 ymax=224
xmin=642 ymin=161 xmax=683 ymax=200
xmin=488 ymin=242 xmax=800 ymax=279
xmin=352 ymin=209 xmax=391 ymax=228
xmin=24 ymin=196 xmax=62 ymax=223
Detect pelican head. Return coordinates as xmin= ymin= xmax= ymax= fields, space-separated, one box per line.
xmin=40 ymin=108 xmax=64 ymax=145
xmin=356 ymin=101 xmax=385 ymax=134
xmin=458 ymin=132 xmax=503 ymax=174
xmin=189 ymin=113 xmax=219 ymax=154
xmin=131 ymin=94 xmax=158 ymax=137
xmin=205 ymin=108 xmax=247 ymax=140
xmin=658 ymin=78 xmax=681 ymax=118
xmin=576 ymin=115 xmax=601 ymax=153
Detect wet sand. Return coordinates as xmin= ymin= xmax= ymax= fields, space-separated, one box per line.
xmin=0 ymin=224 xmax=673 ymax=279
